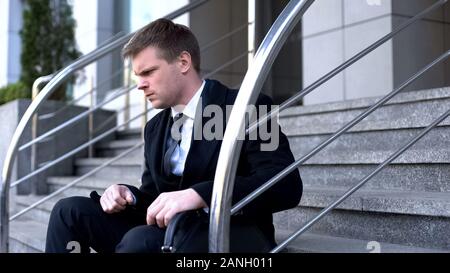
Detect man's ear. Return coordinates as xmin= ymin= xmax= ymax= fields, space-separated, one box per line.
xmin=178 ymin=51 xmax=192 ymax=74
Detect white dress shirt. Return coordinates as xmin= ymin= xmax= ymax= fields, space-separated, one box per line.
xmin=168 ymin=80 xmax=205 ymax=176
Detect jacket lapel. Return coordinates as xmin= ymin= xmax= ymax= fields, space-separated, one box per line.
xmin=182 ymin=80 xmax=228 ymax=183
xmin=147 ymin=109 xmax=175 ymax=192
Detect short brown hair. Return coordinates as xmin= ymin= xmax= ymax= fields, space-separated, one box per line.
xmin=122 ymin=18 xmax=201 ymax=72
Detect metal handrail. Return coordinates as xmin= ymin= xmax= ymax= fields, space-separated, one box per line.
xmin=272 ymin=107 xmax=450 ymax=253
xmin=245 ymin=0 xmax=448 ymax=136
xmin=209 ymin=0 xmax=315 ymax=253
xmin=11 ymin=107 xmax=153 ymax=189
xmin=19 ymin=85 xmax=136 ymax=151
xmin=210 ymin=0 xmax=448 ymax=253
xmin=1 ymin=0 xmax=210 ymax=252
xmin=232 ymin=50 xmax=450 ymax=215
xmin=10 ymin=141 xmax=144 ymax=221
xmin=92 ymin=102 xmax=140 ymax=136
xmin=203 ymin=51 xmax=251 ymax=79
xmin=38 ymin=67 xmax=125 ymax=120
xmin=200 ymin=22 xmax=253 ymax=53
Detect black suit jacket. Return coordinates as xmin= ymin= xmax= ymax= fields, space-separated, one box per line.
xmin=125 ymin=79 xmax=302 ymax=244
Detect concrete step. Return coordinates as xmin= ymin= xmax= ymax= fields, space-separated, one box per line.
xmin=287 ymin=126 xmax=450 ymax=156
xmin=292 ymin=147 xmax=450 ymax=165
xmin=9 ymin=218 xmax=46 ymax=253
xmin=10 ymin=213 xmax=447 ymax=253
xmin=96 ymin=139 xmax=143 ymax=157
xmin=74 ymin=157 xmax=142 ymax=179
xmin=299 ymin=164 xmax=450 ymax=192
xmin=47 ymin=176 xmax=140 ymax=191
xmin=116 ymin=128 xmax=141 ymax=140
xmin=275 ymin=230 xmax=448 ymax=253
xmin=281 ymin=87 xmax=450 ymax=118
xmin=301 ymin=186 xmax=450 ymax=218
xmin=279 ymin=87 xmax=450 ymax=135
xmin=274 ymin=205 xmax=450 ymax=250
xmin=15 ymin=195 xmax=67 ymax=224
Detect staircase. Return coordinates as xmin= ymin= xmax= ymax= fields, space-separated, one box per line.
xmin=276 ymin=86 xmax=450 ymax=253
xmin=9 ymin=86 xmax=450 ymax=253
xmin=9 ymin=129 xmax=142 ymax=253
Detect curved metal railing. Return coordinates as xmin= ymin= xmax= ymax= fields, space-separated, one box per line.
xmin=209 ymin=0 xmax=448 ymax=253
xmin=209 ymin=0 xmax=316 ymax=252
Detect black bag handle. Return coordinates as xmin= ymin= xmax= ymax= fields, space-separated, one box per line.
xmin=162 ymin=209 xmax=206 ymax=253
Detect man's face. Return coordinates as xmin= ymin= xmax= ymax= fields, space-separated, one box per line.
xmin=133 ymin=46 xmax=182 ymax=109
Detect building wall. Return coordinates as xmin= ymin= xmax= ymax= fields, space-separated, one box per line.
xmin=302 ymin=0 xmax=450 ymax=105
xmin=190 ymin=0 xmax=248 ymax=89
xmin=302 ymin=0 xmax=394 ymax=105
xmin=0 ymin=0 xmax=22 ymax=87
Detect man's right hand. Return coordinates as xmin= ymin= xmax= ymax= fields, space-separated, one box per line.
xmin=100 ymin=184 xmax=135 ymax=214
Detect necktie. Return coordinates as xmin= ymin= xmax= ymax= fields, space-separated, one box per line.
xmin=163 ymin=113 xmax=185 ymax=177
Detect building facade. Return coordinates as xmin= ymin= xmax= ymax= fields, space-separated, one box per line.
xmin=0 ymin=0 xmax=449 ymax=109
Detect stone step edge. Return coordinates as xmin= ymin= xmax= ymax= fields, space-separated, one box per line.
xmin=275 ymin=230 xmax=448 ymax=253
xmin=279 ymin=87 xmax=450 ymax=117
xmin=47 ymin=176 xmax=140 ymax=190
xmin=301 ymin=186 xmax=450 ymax=218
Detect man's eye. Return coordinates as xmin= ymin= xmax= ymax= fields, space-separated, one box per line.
xmin=143 ymin=69 xmax=156 ymax=76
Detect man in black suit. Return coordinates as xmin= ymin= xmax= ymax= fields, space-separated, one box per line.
xmin=45 ymin=18 xmax=302 ymax=253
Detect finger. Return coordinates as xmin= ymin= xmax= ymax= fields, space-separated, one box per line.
xmin=100 ymin=195 xmax=108 ymax=212
xmin=155 ymin=206 xmax=171 ymax=228
xmin=148 ymin=196 xmax=161 ymax=211
xmin=123 ymin=189 xmax=134 ymax=204
xmin=103 ymin=196 xmax=114 ymax=213
xmin=108 ymin=190 xmax=126 ymax=211
xmin=163 ymin=208 xmax=177 ymax=227
xmin=112 ymin=188 xmax=127 ymax=206
xmin=106 ymin=192 xmax=126 ymax=213
xmin=146 ymin=200 xmax=164 ymax=225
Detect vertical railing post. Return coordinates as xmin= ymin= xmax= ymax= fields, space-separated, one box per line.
xmin=124 ymin=59 xmax=132 ymax=130
xmin=31 ymin=82 xmax=39 ymax=194
xmin=30 ymin=75 xmax=54 ymax=193
xmin=248 ymin=0 xmax=255 ymax=66
xmin=88 ymin=76 xmax=95 ymax=158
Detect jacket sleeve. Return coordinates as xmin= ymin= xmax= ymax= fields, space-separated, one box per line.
xmin=190 ymin=95 xmax=302 ymax=215
xmin=122 ymin=120 xmax=159 ymax=212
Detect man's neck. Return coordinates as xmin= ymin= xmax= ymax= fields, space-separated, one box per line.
xmin=176 ymin=75 xmax=203 ymax=110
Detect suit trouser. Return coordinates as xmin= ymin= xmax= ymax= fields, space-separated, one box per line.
xmin=45 ymin=196 xmax=167 ymax=253
xmin=45 ymin=196 xmax=274 ymax=253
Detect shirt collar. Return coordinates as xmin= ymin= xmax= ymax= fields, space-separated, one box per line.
xmin=171 ymin=80 xmax=205 ymax=119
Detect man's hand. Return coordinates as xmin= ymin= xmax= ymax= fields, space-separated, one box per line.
xmin=100 ymin=184 xmax=135 ymax=214
xmin=146 ymin=189 xmax=207 ymax=228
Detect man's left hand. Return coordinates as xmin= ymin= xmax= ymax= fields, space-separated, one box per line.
xmin=146 ymin=188 xmax=207 ymax=228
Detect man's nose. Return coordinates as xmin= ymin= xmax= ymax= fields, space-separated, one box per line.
xmin=137 ymin=79 xmax=148 ymax=90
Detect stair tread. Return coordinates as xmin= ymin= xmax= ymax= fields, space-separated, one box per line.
xmin=10 ymin=218 xmax=47 ymax=252
xmin=283 ymin=117 xmax=450 ymax=136
xmin=280 ymin=86 xmax=450 ymax=117
xmin=302 ymin=186 xmax=450 ymax=217
xmin=75 ymin=157 xmax=142 ymax=166
xmin=16 ymin=194 xmax=76 ymax=212
xmin=298 ymin=148 xmax=450 ymax=164
xmin=117 ymin=128 xmax=141 ymax=137
xmin=47 ymin=176 xmax=140 ymax=189
xmin=97 ymin=139 xmax=142 ymax=149
xmin=275 ymin=230 xmax=448 ymax=253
